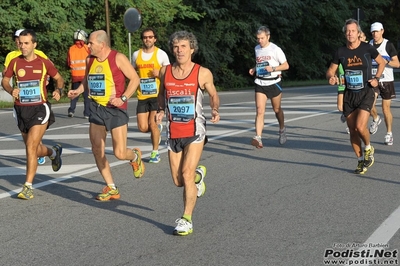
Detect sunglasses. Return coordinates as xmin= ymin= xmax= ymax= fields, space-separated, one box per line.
xmin=142 ymin=36 xmax=155 ymax=40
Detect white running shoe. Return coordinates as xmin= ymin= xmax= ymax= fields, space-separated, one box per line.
xmin=384 ymin=134 xmax=393 ymax=145
xmin=369 ymin=115 xmax=382 ymax=135
xmin=173 ymin=218 xmax=193 ymax=236
xmin=195 ymin=165 xmax=207 ymax=198
xmin=251 ymin=136 xmax=263 ymax=148
xmin=279 ymin=127 xmax=287 ymax=145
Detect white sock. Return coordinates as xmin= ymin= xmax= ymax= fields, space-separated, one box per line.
xmin=107 ymin=184 xmax=116 ymax=190
xmin=24 ymin=182 xmax=33 ymax=188
xmin=365 ymin=144 xmax=371 ymax=150
xmin=49 ymin=149 xmax=56 ymax=159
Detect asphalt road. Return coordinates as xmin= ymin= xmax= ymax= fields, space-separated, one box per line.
xmin=0 ymin=84 xmax=399 ymax=266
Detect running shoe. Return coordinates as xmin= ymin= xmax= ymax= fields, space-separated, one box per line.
xmin=130 ymin=148 xmax=145 ymax=178
xmin=37 ymin=157 xmax=46 ymax=165
xmin=346 ymin=127 xmax=350 ymax=134
xmin=96 ymin=186 xmax=120 ymax=201
xmin=51 ymin=144 xmax=63 ymax=172
xmin=251 ymin=136 xmax=263 ymax=149
xmin=384 ymin=134 xmax=393 ymax=146
xmin=369 ymin=115 xmax=381 ymax=135
xmin=68 ymin=112 xmax=74 ymax=118
xmin=17 ymin=185 xmax=34 ymax=200
xmin=279 ymin=127 xmax=287 ymax=145
xmin=173 ymin=218 xmax=193 ymax=236
xmin=158 ymin=123 xmax=163 ymax=145
xmin=195 ymin=165 xmax=207 ymax=198
xmin=363 ymin=146 xmax=375 ymax=168
xmin=354 ymin=160 xmax=367 ymax=174
xmin=149 ymin=151 xmax=161 ymax=163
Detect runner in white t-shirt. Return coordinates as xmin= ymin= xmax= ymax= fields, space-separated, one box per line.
xmin=248 ymin=26 xmax=289 ymax=148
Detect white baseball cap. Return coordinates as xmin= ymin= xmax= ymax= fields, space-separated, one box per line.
xmin=370 ymin=22 xmax=383 ymax=32
xmin=14 ymin=29 xmax=25 ymax=37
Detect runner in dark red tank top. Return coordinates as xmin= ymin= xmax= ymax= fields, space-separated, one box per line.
xmin=156 ymin=31 xmax=220 ymax=236
xmin=68 ymin=30 xmax=144 ymax=201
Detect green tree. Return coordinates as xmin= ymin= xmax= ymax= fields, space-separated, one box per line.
xmin=1 ymin=0 xmax=399 ymax=90
xmin=0 ymin=0 xmax=90 ymax=87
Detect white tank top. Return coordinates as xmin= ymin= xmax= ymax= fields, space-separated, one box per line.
xmin=369 ymin=38 xmax=394 ymax=82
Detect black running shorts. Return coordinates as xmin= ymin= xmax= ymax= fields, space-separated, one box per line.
xmin=89 ymin=101 xmax=129 ymax=131
xmin=13 ymin=103 xmax=55 ymax=133
xmin=343 ymin=86 xmax=375 ymax=117
xmin=255 ymin=82 xmax=283 ymax=99
xmin=136 ymin=97 xmax=158 ymax=114
xmin=167 ymin=135 xmax=207 ymax=153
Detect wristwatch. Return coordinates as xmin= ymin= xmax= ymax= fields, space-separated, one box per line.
xmin=375 ymin=76 xmax=380 ymax=82
xmin=272 ymin=66 xmax=276 ymax=72
xmin=121 ymin=95 xmax=127 ymax=102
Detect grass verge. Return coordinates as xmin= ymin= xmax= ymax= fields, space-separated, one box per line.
xmin=0 ymin=95 xmax=72 ymax=109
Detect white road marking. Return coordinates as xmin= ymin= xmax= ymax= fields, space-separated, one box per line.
xmin=0 ymin=92 xmax=399 ymax=255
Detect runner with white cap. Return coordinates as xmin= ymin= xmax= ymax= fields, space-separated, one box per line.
xmin=368 ymin=22 xmax=400 ymax=145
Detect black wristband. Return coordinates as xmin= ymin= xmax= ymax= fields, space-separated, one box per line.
xmin=57 ymin=88 xmax=63 ymax=95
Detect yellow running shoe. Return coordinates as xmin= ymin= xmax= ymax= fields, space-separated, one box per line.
xmin=17 ymin=185 xmax=34 ymax=200
xmin=51 ymin=144 xmax=63 ymax=172
xmin=96 ymin=186 xmax=120 ymax=201
xmin=130 ymin=148 xmax=145 ymax=178
xmin=363 ymin=146 xmax=375 ymax=168
xmin=354 ymin=160 xmax=367 ymax=174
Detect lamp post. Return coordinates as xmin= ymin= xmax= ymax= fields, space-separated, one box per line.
xmin=123 ymin=8 xmax=142 ymax=62
xmin=105 ymin=0 xmax=110 ymax=39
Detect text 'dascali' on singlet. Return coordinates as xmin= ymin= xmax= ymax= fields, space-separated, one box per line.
xmin=164 ymin=64 xmax=206 ymax=139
